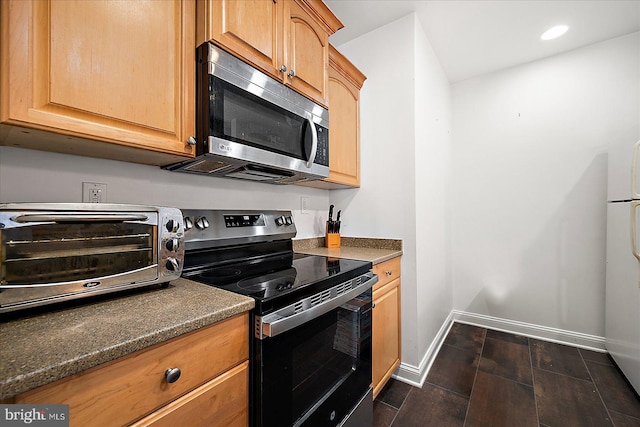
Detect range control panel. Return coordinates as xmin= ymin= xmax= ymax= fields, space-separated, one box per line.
xmin=181 ymin=209 xmax=297 ymax=250
xmin=224 ymin=214 xmax=265 ymax=228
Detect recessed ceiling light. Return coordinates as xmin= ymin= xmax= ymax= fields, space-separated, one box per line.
xmin=540 ymin=25 xmax=569 ymax=40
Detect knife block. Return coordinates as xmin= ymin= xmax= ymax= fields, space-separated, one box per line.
xmin=326 ymin=232 xmax=340 ymax=248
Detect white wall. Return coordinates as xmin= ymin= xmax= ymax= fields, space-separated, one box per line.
xmin=332 ymin=13 xmax=452 ymax=377
xmin=451 ymin=33 xmax=640 ymax=337
xmin=0 ymin=146 xmax=329 ymax=238
xmin=413 ymin=17 xmax=452 ymax=369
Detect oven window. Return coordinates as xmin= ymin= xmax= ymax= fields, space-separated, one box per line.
xmin=210 ymin=77 xmax=314 ymax=161
xmin=1 ymin=222 xmax=156 ymax=285
xmin=258 ymin=290 xmax=372 ymax=426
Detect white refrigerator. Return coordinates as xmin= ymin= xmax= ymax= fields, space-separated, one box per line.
xmin=606 ymin=139 xmax=640 ymax=395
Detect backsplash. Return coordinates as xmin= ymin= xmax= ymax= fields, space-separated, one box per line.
xmin=0 ymin=146 xmax=330 ymax=239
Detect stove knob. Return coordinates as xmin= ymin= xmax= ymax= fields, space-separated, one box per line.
xmin=285 ymin=216 xmax=293 ymax=225
xmin=165 ymin=257 xmax=180 ymax=271
xmin=184 ymin=217 xmax=193 ymax=231
xmin=166 ymin=238 xmax=180 ymax=252
xmin=165 ymin=219 xmax=179 ymax=233
xmin=275 ymin=216 xmax=285 ymax=226
xmin=195 ymin=217 xmax=210 ymax=230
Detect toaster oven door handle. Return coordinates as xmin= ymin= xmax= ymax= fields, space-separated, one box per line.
xmin=11 ymin=213 xmax=149 ymax=223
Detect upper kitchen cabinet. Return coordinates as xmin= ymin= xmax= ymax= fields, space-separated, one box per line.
xmin=0 ymin=0 xmax=195 ymax=165
xmin=197 ymin=0 xmax=343 ymax=107
xmin=302 ymin=45 xmax=366 ymax=189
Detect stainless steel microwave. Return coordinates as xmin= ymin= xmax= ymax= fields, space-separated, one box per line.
xmin=164 ymin=43 xmax=329 ymax=184
xmin=0 ymin=203 xmax=184 ymax=313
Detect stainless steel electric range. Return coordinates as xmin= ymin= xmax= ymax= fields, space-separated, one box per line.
xmin=180 ymin=209 xmax=377 ymax=427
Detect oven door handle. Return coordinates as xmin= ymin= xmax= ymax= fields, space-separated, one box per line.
xmin=256 ymin=272 xmax=378 ymax=339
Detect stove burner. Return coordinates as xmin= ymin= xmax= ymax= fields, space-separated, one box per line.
xmin=237 ymin=274 xmax=297 ymax=293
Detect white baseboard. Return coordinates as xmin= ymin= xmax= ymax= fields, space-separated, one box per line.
xmin=390 ymin=310 xmax=607 ymax=389
xmin=451 ymin=310 xmax=607 ymax=352
xmin=392 ymin=311 xmax=455 ymax=387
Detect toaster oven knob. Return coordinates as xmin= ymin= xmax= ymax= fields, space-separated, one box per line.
xmin=166 ymin=238 xmax=180 ymax=252
xmin=184 ymin=217 xmax=193 ymax=231
xmin=165 ymin=257 xmax=180 ymax=272
xmin=195 ymin=217 xmax=210 ymax=230
xmin=166 ymin=219 xmax=179 ymax=233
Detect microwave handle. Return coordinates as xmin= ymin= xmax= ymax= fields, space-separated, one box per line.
xmin=11 ymin=213 xmax=149 ymax=223
xmin=305 ymin=115 xmax=318 ymax=169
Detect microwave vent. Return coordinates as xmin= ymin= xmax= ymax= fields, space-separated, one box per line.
xmin=227 ymin=165 xmax=293 ymax=182
xmin=183 ymin=159 xmax=235 ymax=174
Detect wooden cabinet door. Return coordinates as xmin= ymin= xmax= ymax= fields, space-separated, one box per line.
xmin=198 ymin=0 xmax=283 ymax=80
xmin=326 ymin=45 xmax=366 ymax=187
xmin=283 ymin=0 xmax=329 ymax=106
xmin=0 ymin=0 xmax=195 ymax=163
xmin=372 ymin=278 xmax=401 ymax=398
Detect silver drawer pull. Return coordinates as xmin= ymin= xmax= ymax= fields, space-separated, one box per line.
xmin=165 ymin=368 xmax=181 ymax=383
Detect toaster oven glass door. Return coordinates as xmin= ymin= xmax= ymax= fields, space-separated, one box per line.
xmin=1 ymin=221 xmax=157 ymax=286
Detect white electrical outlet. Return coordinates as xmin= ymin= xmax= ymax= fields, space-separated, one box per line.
xmin=82 ymin=182 xmax=107 ymax=203
xmin=300 ymin=196 xmax=309 ymax=214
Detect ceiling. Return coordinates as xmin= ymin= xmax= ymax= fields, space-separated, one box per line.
xmin=324 ymin=0 xmax=640 ymax=83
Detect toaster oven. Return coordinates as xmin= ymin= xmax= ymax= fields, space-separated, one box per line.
xmin=0 ymin=203 xmax=184 ymax=313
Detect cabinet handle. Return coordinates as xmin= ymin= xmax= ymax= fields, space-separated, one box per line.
xmin=165 ymin=368 xmax=181 ymax=383
xmin=280 ymin=65 xmax=287 ymax=73
xmin=372 ymin=303 xmax=377 ymax=309
xmin=187 ymin=136 xmax=196 ymax=146
xmin=288 ymin=69 xmax=296 ymax=78
xmin=385 ymin=270 xmax=393 ymax=276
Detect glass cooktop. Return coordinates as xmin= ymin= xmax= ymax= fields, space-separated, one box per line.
xmin=183 ymin=252 xmax=372 ymax=313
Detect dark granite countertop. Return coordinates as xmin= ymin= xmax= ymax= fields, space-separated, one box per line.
xmin=293 ymin=237 xmax=402 ymax=264
xmin=0 ymin=279 xmax=254 ymax=400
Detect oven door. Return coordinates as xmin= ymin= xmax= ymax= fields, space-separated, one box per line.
xmin=254 ymin=278 xmax=375 ymax=427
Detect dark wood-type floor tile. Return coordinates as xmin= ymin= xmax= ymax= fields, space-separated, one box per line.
xmin=585 ymin=360 xmax=640 ymax=419
xmin=374 ymin=324 xmax=640 ymax=427
xmin=373 ymin=400 xmax=397 ymax=427
xmin=465 ymin=370 xmax=538 ymax=427
xmin=376 ymin=378 xmax=413 ymax=409
xmin=534 ymin=367 xmax=613 ymax=426
xmin=530 ymin=338 xmax=591 ymax=380
xmin=444 ymin=323 xmax=486 ymax=353
xmin=479 ymin=337 xmax=533 ymax=385
xmin=609 ymin=410 xmax=640 ymax=427
xmin=486 ymin=329 xmax=529 ymax=345
xmin=426 ymin=343 xmax=481 ymax=397
xmin=392 ymin=383 xmax=468 ymax=427
xmin=580 ymin=348 xmax=614 ymax=365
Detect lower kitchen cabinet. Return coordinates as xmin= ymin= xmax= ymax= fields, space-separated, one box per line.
xmin=10 ymin=314 xmax=249 ymax=427
xmin=372 ymin=256 xmax=402 ymax=398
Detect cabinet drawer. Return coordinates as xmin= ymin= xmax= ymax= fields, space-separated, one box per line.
xmin=132 ymin=361 xmax=249 ymax=427
xmin=373 ymin=257 xmax=401 ymax=290
xmin=15 ymin=314 xmax=249 ymax=427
